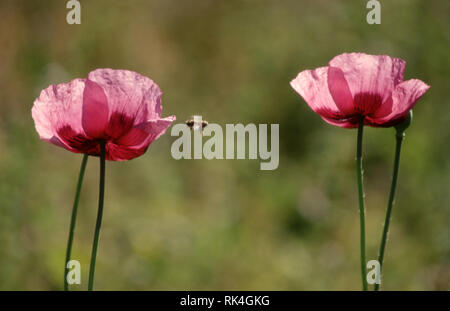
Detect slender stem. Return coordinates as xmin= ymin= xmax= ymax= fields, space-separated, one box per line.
xmin=356 ymin=116 xmax=368 ymax=291
xmin=374 ymin=132 xmax=404 ymax=291
xmin=64 ymin=154 xmax=88 ymax=291
xmin=88 ymin=142 xmax=106 ymax=291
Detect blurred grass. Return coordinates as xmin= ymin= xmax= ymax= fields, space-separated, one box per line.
xmin=0 ymin=0 xmax=449 ymax=290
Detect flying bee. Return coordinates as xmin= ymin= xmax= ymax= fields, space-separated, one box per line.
xmin=186 ymin=115 xmax=208 ymax=132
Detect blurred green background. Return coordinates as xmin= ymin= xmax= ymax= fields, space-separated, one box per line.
xmin=0 ymin=0 xmax=449 ymax=290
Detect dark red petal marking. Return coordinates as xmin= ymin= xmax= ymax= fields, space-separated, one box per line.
xmin=353 ymin=92 xmax=383 ymax=116
xmin=104 ymin=143 xmax=148 ymax=161
xmin=315 ymin=107 xmax=353 ymax=120
xmin=105 ymin=112 xmax=135 ymax=140
xmin=57 ymin=125 xmax=100 ymax=155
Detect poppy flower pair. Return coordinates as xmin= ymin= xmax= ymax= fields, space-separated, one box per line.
xmin=32 ymin=53 xmax=430 ymax=290
xmin=33 ymin=54 xmax=430 ymax=162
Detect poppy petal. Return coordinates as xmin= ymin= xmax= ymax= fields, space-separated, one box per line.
xmin=82 ymin=79 xmax=109 ymax=138
xmin=32 ymin=78 xmax=87 ymax=149
xmin=329 ymin=53 xmax=406 ymax=106
xmin=327 ymin=66 xmax=355 ymax=114
xmin=87 ymin=69 xmax=162 ymax=125
xmin=117 ymin=116 xmax=175 ymax=147
xmin=371 ymin=79 xmax=430 ymax=125
xmin=106 ymin=116 xmax=175 ymax=161
xmin=291 ymin=67 xmax=347 ymax=120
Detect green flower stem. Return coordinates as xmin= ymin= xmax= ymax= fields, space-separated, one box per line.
xmin=64 ymin=154 xmax=88 ymax=291
xmin=88 ymin=142 xmax=106 ymax=291
xmin=356 ymin=116 xmax=368 ymax=291
xmin=375 ymin=131 xmax=404 ymax=291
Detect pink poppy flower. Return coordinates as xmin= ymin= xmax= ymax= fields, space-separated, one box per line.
xmin=32 ymin=69 xmax=175 ymax=161
xmin=290 ymin=53 xmax=430 ymax=128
